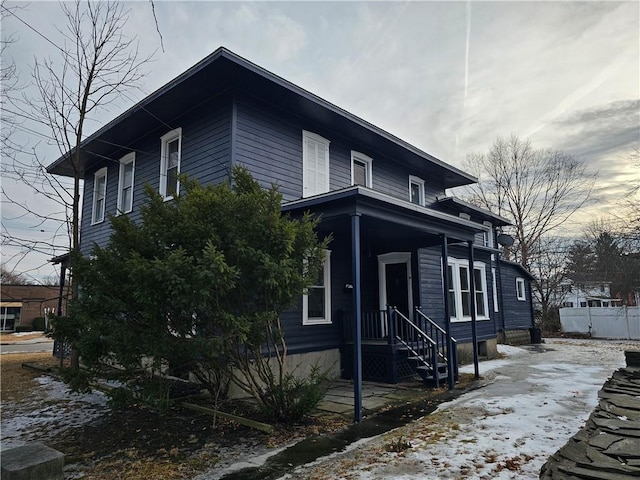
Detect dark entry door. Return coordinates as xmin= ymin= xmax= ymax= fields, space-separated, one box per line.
xmin=385 ymin=262 xmax=409 ymax=316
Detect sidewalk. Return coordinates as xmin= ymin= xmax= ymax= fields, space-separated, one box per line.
xmin=0 ymin=333 xmax=53 ymax=345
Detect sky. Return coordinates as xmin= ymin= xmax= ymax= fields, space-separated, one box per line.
xmin=1 ymin=1 xmax=639 ymax=282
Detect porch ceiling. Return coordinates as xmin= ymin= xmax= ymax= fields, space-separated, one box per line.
xmin=283 ymin=186 xmax=486 ymax=245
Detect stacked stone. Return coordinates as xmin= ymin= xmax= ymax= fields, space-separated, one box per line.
xmin=540 ymin=350 xmax=640 ymax=479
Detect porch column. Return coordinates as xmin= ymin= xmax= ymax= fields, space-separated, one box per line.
xmin=467 ymin=241 xmax=480 ymax=379
xmin=57 ymin=263 xmax=67 ymax=317
xmin=440 ymin=235 xmax=455 ymax=390
xmin=351 ymin=213 xmax=363 ymax=423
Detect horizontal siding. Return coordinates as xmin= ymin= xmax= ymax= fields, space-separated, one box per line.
xmin=80 ymin=97 xmax=232 ymax=255
xmin=500 ymin=263 xmax=534 ymax=330
xmin=417 ymin=246 xmax=497 ymax=342
xmin=233 ymin=94 xmax=448 ymax=204
xmin=280 ymin=237 xmax=347 ymax=354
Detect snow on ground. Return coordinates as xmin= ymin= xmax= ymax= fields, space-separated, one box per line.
xmin=285 ymin=338 xmax=638 ymax=480
xmin=1 ymin=375 xmax=108 ymax=450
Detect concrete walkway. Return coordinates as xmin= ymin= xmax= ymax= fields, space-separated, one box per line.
xmin=316 ymin=380 xmax=429 ymax=416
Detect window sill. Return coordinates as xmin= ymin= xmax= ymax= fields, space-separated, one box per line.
xmin=303 ymin=319 xmax=332 ymax=326
xmin=451 ymin=316 xmax=491 ymax=323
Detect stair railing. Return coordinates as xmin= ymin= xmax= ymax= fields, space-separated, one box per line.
xmin=389 ymin=306 xmax=439 ymax=384
xmin=414 ymin=307 xmax=459 ymax=381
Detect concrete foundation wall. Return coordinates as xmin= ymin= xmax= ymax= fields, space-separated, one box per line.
xmin=456 ymin=338 xmax=498 ymax=364
xmin=560 ymin=306 xmax=640 ymax=340
xmin=499 ymin=329 xmax=532 ymax=345
xmin=227 ymin=348 xmax=341 ymax=398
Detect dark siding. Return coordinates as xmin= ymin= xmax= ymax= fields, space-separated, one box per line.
xmin=280 ymin=234 xmax=348 ymax=354
xmin=500 ymin=263 xmax=534 ymax=330
xmin=417 ymin=245 xmax=497 ymax=342
xmin=232 ymin=94 xmax=448 ymax=204
xmin=79 ymin=97 xmax=232 ymax=255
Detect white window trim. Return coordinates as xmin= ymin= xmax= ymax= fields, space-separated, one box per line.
xmin=160 ymin=128 xmax=182 ymax=200
xmin=447 ymin=257 xmax=490 ymax=322
xmin=350 ymin=151 xmax=373 ymax=188
xmin=116 ymin=152 xmax=135 ymax=214
xmin=409 ymin=175 xmax=425 ymax=206
xmin=302 ymin=130 xmax=330 ymax=198
xmin=492 ymin=267 xmax=499 ymax=312
xmin=483 ymin=221 xmax=494 ymax=248
xmin=91 ymin=167 xmax=108 ymax=225
xmin=516 ymin=277 xmax=526 ymax=301
xmin=303 ymin=250 xmax=332 ymax=325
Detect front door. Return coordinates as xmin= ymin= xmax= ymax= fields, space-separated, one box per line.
xmin=378 ymin=252 xmax=413 ymax=335
xmin=385 ymin=263 xmax=409 ymax=315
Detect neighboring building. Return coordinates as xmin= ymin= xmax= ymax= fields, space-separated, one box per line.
xmin=558 ymin=278 xmax=621 ymax=308
xmin=46 ymin=47 xmax=534 ymax=386
xmin=0 ymin=285 xmax=61 ymax=331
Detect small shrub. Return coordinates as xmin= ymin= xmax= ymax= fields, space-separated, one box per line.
xmin=15 ymin=325 xmax=33 ymax=333
xmin=32 ymin=317 xmax=46 ymax=331
xmin=260 ymin=364 xmax=332 ymax=423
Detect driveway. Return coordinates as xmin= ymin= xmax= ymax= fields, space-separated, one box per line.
xmin=277 ymin=338 xmax=637 ymax=480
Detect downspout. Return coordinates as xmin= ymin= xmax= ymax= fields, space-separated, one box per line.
xmin=496 ymin=251 xmax=506 ymax=336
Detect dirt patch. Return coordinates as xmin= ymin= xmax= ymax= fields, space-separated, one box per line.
xmin=1 ymin=355 xmax=350 ymax=479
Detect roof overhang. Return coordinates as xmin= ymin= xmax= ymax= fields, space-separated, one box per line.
xmin=437 ymin=197 xmax=511 ymax=227
xmin=46 ymin=48 xmax=477 ymax=189
xmin=283 ymin=186 xmax=488 ymax=244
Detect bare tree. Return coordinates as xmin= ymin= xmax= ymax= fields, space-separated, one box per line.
xmin=3 ymin=1 xmax=153 ymax=368
xmin=528 ymin=236 xmax=571 ymax=332
xmin=463 ymin=135 xmax=595 ymax=268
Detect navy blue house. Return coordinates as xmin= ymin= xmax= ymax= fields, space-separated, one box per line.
xmin=47 ymin=48 xmax=534 ymax=394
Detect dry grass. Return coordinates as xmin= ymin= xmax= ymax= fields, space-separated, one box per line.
xmin=1 ymin=352 xmax=59 ymax=402
xmin=0 ymin=332 xmax=48 ymax=343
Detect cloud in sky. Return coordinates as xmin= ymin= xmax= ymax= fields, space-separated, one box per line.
xmin=1 ymin=0 xmax=638 ymax=279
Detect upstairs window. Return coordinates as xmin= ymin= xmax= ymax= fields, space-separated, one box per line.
xmin=303 ymin=250 xmax=332 ymax=325
xmin=302 ymin=131 xmax=330 ymax=198
xmin=91 ymin=167 xmax=107 ymax=224
xmin=351 ymin=151 xmax=373 ymax=188
xmin=160 ymin=128 xmax=182 ymax=200
xmin=516 ymin=277 xmax=526 ymax=301
xmin=117 ymin=152 xmax=135 ymax=214
xmin=409 ymin=175 xmax=425 ymax=205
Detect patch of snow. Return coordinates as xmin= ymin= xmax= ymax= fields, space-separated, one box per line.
xmin=287 ymin=339 xmax=631 ymax=480
xmin=1 ymin=375 xmax=108 ymax=450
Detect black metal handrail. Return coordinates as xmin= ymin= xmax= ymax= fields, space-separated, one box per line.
xmin=414 ymin=307 xmax=458 ymax=381
xmin=389 ymin=307 xmax=439 ymax=383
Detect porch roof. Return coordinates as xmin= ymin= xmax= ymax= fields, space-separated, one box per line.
xmin=282 ymin=186 xmax=487 ymax=243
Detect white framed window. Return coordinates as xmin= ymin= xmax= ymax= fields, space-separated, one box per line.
xmin=409 ymin=175 xmax=425 ymax=205
xmin=302 ymin=131 xmax=330 ymax=198
xmin=483 ymin=221 xmax=494 ymax=248
xmin=303 ymin=250 xmax=332 ymax=325
xmin=160 ymin=128 xmax=182 ymax=200
xmin=91 ymin=167 xmax=108 ymax=225
xmin=351 ymin=151 xmax=372 ymax=188
xmin=117 ymin=152 xmax=135 ymax=214
xmin=446 ymin=257 xmax=489 ymax=322
xmin=516 ymin=277 xmax=526 ymax=301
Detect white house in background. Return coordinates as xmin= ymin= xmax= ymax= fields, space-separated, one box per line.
xmin=559 ymin=277 xmax=621 ymax=308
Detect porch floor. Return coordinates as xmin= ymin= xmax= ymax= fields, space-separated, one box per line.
xmin=315 ymin=379 xmax=428 ymax=416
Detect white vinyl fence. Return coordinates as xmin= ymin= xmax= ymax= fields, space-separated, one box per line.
xmin=559 ymin=306 xmax=640 ymax=340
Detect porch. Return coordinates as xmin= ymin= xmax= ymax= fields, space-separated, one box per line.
xmin=283 ymin=186 xmax=491 ymax=422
